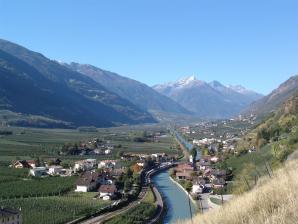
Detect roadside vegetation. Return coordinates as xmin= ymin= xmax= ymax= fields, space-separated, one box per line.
xmin=105 ymin=187 xmax=157 ymax=224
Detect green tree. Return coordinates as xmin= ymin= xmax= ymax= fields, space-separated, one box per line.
xmin=185 ymin=181 xmax=193 ymax=192
xmin=190 ymin=147 xmax=197 ymax=163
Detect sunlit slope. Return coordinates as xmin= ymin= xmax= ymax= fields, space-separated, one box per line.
xmin=182 ymin=158 xmax=298 ymax=224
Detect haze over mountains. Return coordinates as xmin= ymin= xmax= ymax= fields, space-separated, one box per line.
xmin=0 ymin=38 xmax=297 ymax=127
xmin=153 ymin=76 xmax=263 ymax=118
xmin=63 ymin=62 xmax=190 ymax=115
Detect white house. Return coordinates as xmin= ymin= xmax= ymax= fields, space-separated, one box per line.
xmin=75 ymin=171 xmax=101 ymax=192
xmin=104 ymin=149 xmax=112 ymax=155
xmin=98 ymin=160 xmax=117 ymax=169
xmin=48 ymin=166 xmax=63 ymax=175
xmin=98 ymin=184 xmax=117 ymax=198
xmin=74 ymin=159 xmax=97 ymax=172
xmin=29 ymin=167 xmax=47 ymax=177
xmin=192 ymin=184 xmax=204 ymax=194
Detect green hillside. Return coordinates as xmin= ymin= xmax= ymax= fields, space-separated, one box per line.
xmin=223 ymin=92 xmax=298 ymax=194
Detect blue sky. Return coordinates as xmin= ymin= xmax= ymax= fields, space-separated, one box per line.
xmin=0 ymin=0 xmax=297 ymax=94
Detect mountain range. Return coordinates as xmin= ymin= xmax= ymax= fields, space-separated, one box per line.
xmin=0 ymin=39 xmax=155 ymax=127
xmin=62 ymin=62 xmax=190 ymax=116
xmin=153 ymin=76 xmax=263 ymax=118
xmin=0 ymin=38 xmax=297 ymax=127
xmin=242 ymin=75 xmax=298 ymax=117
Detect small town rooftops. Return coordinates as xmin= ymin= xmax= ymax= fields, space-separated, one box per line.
xmin=76 ymin=171 xmax=100 ymax=186
xmin=98 ymin=184 xmax=117 ymax=193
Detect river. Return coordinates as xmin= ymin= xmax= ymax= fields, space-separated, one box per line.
xmin=152 ymin=170 xmax=197 ymax=224
xmin=173 ymin=129 xmax=201 ymax=160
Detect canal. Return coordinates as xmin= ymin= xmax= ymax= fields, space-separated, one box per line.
xmin=173 ymin=129 xmax=201 ymax=160
xmin=152 ymin=170 xmax=197 ymax=224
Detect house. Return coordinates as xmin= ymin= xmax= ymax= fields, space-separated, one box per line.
xmin=175 ymin=163 xmax=194 ymax=172
xmin=0 ymin=207 xmax=22 ymax=224
xmin=48 ymin=166 xmax=63 ymax=175
xmin=26 ymin=160 xmax=37 ymax=168
xmin=74 ymin=159 xmax=97 ymax=172
xmin=45 ymin=158 xmax=61 ymax=167
xmin=98 ymin=184 xmax=117 ymax=199
xmin=58 ymin=169 xmax=73 ymax=177
xmin=212 ymin=169 xmax=227 ymax=179
xmin=198 ymin=158 xmax=211 ymax=171
xmin=98 ymin=160 xmax=117 ymax=169
xmin=210 ymin=156 xmax=219 ymax=163
xmin=176 ymin=171 xmax=193 ymax=181
xmin=192 ymin=184 xmax=204 ymax=194
xmin=75 ymin=171 xmax=101 ymax=192
xmin=136 ymin=161 xmax=145 ymax=167
xmin=212 ymin=178 xmax=226 ymax=188
xmin=12 ymin=160 xmax=32 ymax=169
xmin=29 ymin=167 xmax=47 ymax=177
xmin=104 ymin=149 xmax=112 ymax=155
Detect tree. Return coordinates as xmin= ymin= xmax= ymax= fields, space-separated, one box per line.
xmin=116 ymin=151 xmax=124 ymax=158
xmin=126 ymin=168 xmax=133 ymax=179
xmin=185 ymin=180 xmax=193 ymax=224
xmin=124 ymin=179 xmax=132 ymax=192
xmin=131 ymin=164 xmax=142 ymax=173
xmin=185 ymin=181 xmax=193 ymax=193
xmin=190 ymin=147 xmax=197 ymax=164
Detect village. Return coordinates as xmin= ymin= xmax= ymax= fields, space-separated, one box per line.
xmin=2 ymin=125 xmax=241 ymax=224
xmin=9 ymin=132 xmax=176 ymax=204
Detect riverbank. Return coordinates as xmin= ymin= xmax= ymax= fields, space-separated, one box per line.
xmin=169 ymin=175 xmax=198 ymax=207
xmin=152 ymin=170 xmax=197 ymax=223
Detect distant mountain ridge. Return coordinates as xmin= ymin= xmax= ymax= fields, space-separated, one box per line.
xmin=153 ymin=76 xmax=263 ymax=118
xmin=63 ymin=62 xmax=191 ymax=116
xmin=243 ymin=75 xmax=298 ymax=117
xmin=0 ymin=39 xmax=155 ymax=127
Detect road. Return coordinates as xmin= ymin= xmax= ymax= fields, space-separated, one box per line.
xmin=79 ymin=163 xmax=173 ymax=224
xmin=80 ymin=186 xmax=148 ymax=224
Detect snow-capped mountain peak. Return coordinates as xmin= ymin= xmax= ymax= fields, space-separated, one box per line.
xmin=153 ymin=75 xmax=204 ymax=90
xmin=177 ymin=75 xmax=196 ymax=85
xmin=228 ymin=85 xmax=253 ymax=94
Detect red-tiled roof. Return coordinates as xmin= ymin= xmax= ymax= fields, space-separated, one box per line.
xmin=98 ymin=184 xmax=117 ymax=193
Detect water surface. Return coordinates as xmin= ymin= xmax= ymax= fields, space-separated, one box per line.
xmin=152 ymin=170 xmax=197 ymax=224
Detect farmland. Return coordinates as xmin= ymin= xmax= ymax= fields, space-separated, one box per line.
xmin=0 ymin=196 xmax=111 ymax=224
xmin=0 ymin=125 xmax=177 ymax=165
xmin=0 ymin=176 xmax=78 ymax=199
xmin=0 ymin=124 xmax=177 ymax=224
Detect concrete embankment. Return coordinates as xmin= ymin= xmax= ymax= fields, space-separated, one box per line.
xmin=169 ymin=176 xmax=198 ymax=207
xmin=146 ymin=164 xmax=175 ymax=224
